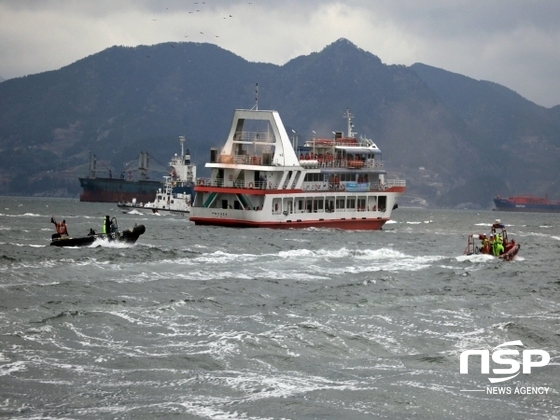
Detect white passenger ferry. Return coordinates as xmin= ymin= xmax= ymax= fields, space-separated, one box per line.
xmin=190 ymin=108 xmax=405 ymax=229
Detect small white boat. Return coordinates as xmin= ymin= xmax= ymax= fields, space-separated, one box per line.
xmin=189 ymin=107 xmax=405 ymax=229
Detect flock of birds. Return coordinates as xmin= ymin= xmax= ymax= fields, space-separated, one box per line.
xmin=147 ymin=1 xmax=254 ymax=46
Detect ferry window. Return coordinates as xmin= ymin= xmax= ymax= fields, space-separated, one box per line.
xmin=304 ymin=173 xmax=321 ymax=182
xmin=357 ymin=197 xmax=366 ymax=210
xmin=306 ymin=198 xmax=313 ymax=212
xmin=297 ymin=199 xmax=304 ymax=211
xmin=283 ymin=198 xmax=293 ymax=214
xmin=336 ymin=198 xmax=345 ymax=209
xmin=273 ymin=198 xmax=281 ymax=213
xmin=347 ymin=197 xmax=356 ymax=209
xmin=378 ymin=195 xmax=387 ymax=212
xmin=316 ymin=198 xmax=324 ymax=211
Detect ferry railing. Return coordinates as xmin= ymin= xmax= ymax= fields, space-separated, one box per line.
xmin=298 ymin=157 xmax=384 ymax=169
xmin=218 ymin=154 xmax=266 ymax=166
xmin=196 ymin=178 xmax=405 ymax=190
xmin=299 ymin=179 xmax=405 ymax=192
xmin=233 ymin=131 xmax=275 ymax=143
xmin=217 ymin=153 xmax=386 ymax=170
xmin=196 ymin=178 xmax=274 ymax=189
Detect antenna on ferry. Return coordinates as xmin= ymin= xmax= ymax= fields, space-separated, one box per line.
xmin=251 ymin=83 xmax=259 ymax=110
xmin=343 ymin=108 xmax=354 ymax=137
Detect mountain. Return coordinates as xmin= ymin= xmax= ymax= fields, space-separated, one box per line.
xmin=411 ymin=63 xmax=560 ymax=206
xmin=0 ymin=38 xmax=559 ymax=208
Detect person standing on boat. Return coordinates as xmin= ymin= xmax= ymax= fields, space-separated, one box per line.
xmin=479 ymin=235 xmax=490 ymax=254
xmin=102 ymin=215 xmax=111 ymax=235
xmin=493 ymin=233 xmax=504 ymax=256
xmin=51 ymin=217 xmax=69 ymax=237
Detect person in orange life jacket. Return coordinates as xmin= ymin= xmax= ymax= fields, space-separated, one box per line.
xmin=479 ymin=235 xmax=490 ymax=253
xmin=51 ymin=217 xmax=68 ymax=236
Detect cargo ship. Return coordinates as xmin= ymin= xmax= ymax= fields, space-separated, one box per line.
xmin=79 ymin=151 xmax=161 ymax=203
xmin=79 ymin=137 xmax=196 ymax=203
xmin=493 ymin=194 xmax=560 ymax=213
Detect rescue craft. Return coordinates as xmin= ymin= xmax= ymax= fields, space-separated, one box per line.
xmin=50 ymin=217 xmax=145 ymax=247
xmin=463 ymin=221 xmax=520 ymax=261
xmin=189 ymin=108 xmax=406 ymax=229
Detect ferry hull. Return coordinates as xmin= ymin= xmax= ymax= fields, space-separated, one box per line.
xmin=190 ymin=215 xmax=388 ymax=230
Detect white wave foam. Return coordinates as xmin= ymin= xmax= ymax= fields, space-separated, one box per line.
xmin=88 ymin=238 xmax=136 ymax=248
xmin=195 ymin=250 xmax=259 ymax=264
xmin=0 ymin=212 xmax=43 ymax=218
xmin=126 ymin=210 xmax=144 ymax=215
xmin=455 ymin=254 xmax=495 ymax=263
xmin=405 ymin=220 xmax=433 ymax=224
xmin=0 ymin=361 xmax=26 ymax=376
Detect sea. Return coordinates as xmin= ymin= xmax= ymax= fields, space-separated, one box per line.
xmin=0 ymin=196 xmax=558 ymax=419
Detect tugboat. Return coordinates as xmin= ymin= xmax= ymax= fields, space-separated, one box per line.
xmin=117 ymin=136 xmax=196 ymax=216
xmin=50 ymin=216 xmax=145 ymax=247
xmin=189 ymin=107 xmax=405 ymax=229
xmin=463 ymin=219 xmax=520 ymax=261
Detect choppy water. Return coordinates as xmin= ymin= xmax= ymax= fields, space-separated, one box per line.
xmin=0 ymin=196 xmax=558 ymax=419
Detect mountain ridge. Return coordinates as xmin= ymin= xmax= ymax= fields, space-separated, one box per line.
xmin=0 ymin=38 xmax=558 ymax=207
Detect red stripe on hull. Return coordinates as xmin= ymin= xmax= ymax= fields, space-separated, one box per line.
xmin=189 ymin=217 xmax=388 ymax=230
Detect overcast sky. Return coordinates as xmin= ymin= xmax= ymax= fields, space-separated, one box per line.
xmin=1 ymin=0 xmax=559 ymax=107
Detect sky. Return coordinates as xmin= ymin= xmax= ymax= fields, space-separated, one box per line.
xmin=1 ymin=0 xmax=559 ymax=108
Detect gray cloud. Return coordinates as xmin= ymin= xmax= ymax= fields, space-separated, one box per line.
xmin=0 ymin=0 xmax=558 ymax=107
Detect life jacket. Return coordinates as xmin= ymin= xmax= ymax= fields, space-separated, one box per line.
xmin=56 ymin=223 xmax=67 ymax=235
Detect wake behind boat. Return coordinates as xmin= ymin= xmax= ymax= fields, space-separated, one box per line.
xmin=189 ymin=107 xmax=405 ymax=229
xmin=50 ymin=216 xmax=145 ymax=247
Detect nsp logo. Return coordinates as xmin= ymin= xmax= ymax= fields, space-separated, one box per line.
xmin=460 ymin=340 xmax=550 ymax=383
